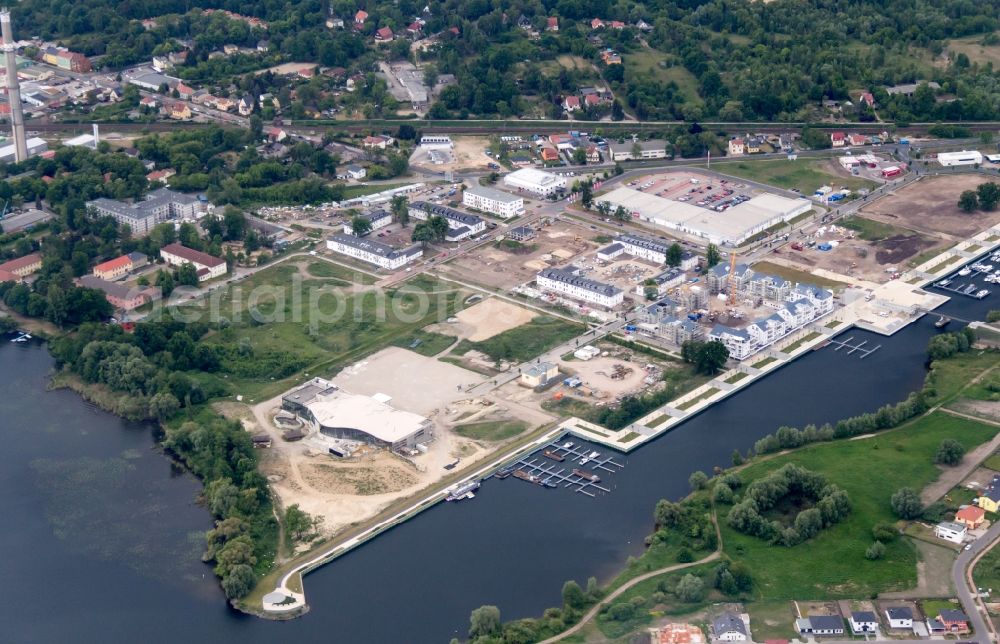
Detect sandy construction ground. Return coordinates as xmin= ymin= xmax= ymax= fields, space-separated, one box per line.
xmin=256 ymin=418 xmax=492 ymax=537
xmin=860 ymin=174 xmax=1000 ymax=239
xmin=455 ymin=298 xmax=537 ymax=341
xmin=409 ymin=136 xmax=492 ymax=173
xmin=333 ymin=347 xmax=481 ymax=415
xmin=558 ymin=355 xmax=653 ymax=397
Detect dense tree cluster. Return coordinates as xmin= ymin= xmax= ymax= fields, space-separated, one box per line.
xmin=927 ymin=328 xmax=976 ymax=361
xmin=681 ymin=339 xmax=730 ymax=375
xmin=726 ymin=464 xmax=851 ymax=546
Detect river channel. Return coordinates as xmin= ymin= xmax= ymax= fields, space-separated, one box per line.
xmin=0 ymin=274 xmax=994 ymax=643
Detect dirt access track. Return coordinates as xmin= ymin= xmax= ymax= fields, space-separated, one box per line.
xmin=860 ymin=174 xmax=1000 ymax=239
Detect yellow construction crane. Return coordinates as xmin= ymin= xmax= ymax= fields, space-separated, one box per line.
xmin=725 ymin=252 xmax=738 ymax=306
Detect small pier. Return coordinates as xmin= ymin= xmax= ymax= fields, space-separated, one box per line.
xmin=828 ymin=336 xmax=882 ymax=359
xmin=496 ymin=439 xmax=625 ymax=497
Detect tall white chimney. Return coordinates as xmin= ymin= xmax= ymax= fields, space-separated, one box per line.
xmin=0 ymin=9 xmax=27 ymax=163
xmin=92 ymin=123 xmax=99 ymax=147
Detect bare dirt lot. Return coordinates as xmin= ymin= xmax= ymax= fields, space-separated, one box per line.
xmin=409 ymin=136 xmax=493 ymax=173
xmin=438 ymin=219 xmax=601 ymax=290
xmin=333 ymin=346 xmax=482 ymax=415
xmin=860 ymin=174 xmax=1000 ymax=239
xmin=769 ymin=222 xmax=937 ymax=283
xmin=455 ymin=298 xmax=537 ymax=341
xmin=558 ymin=355 xmax=653 ymax=398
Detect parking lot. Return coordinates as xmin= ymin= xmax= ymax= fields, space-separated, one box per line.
xmin=624 ymin=170 xmax=756 ymax=213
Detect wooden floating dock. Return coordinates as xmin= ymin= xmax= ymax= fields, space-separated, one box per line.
xmin=498 ymin=438 xmax=624 ymax=497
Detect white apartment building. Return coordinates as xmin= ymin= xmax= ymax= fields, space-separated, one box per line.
xmin=598 ymin=233 xmax=673 ymax=264
xmin=326 ymin=233 xmax=423 ymax=270
xmin=710 ymin=325 xmax=754 ymax=360
xmin=536 ymin=265 xmax=623 ymax=308
xmin=408 ymin=201 xmax=486 ymax=240
xmin=503 ymin=168 xmax=567 ymax=197
xmin=159 ymin=243 xmax=227 ymax=281
xmin=462 ymin=185 xmax=524 ymax=218
xmin=342 ymin=209 xmax=391 ymax=234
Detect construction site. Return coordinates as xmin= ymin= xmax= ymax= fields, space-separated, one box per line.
xmin=436 ymin=216 xmax=602 ymax=291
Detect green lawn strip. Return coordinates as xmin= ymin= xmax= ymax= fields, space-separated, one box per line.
xmin=825 ymin=319 xmax=843 ymax=329
xmin=676 ymin=387 xmax=720 ymax=411
xmin=338 ymin=182 xmax=410 ymax=200
xmin=438 ymin=355 xmax=496 ymax=376
xmin=647 ymin=414 xmax=670 ymax=429
xmin=453 ymin=419 xmax=529 ymax=441
xmin=973 ymin=544 xmax=1000 ymax=596
xmin=750 ymin=261 xmax=847 ymax=290
xmin=982 ymin=454 xmax=1000 ymax=472
xmin=618 ymin=431 xmax=641 ymax=443
xmin=966 ymin=244 xmax=983 ymax=254
xmin=781 ymin=332 xmax=822 ymax=354
xmin=840 ymin=215 xmax=906 ymax=242
xmin=724 ymin=372 xmax=749 ymax=384
xmin=390 ymin=329 xmax=457 ymax=357
xmin=928 ymin=258 xmax=959 ymax=274
xmin=752 ymin=356 xmax=778 ymax=369
xmin=717 ymin=411 xmax=999 ymax=600
xmin=987 ymin=234 xmax=1000 ymax=243
xmin=306 ymin=259 xmax=379 ymax=284
xmin=452 ymin=315 xmax=583 ymax=362
xmin=575 ymin=424 xmax=610 ymax=438
xmin=712 ymin=159 xmax=876 ymax=193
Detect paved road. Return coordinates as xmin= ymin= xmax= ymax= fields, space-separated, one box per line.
xmin=953 ymin=522 xmax=1000 ymax=643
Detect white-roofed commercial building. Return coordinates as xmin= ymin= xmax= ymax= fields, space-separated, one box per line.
xmin=937 ymin=150 xmax=983 ymax=167
xmin=284 ymin=378 xmax=433 ymax=451
xmin=462 ymin=184 xmax=524 ymax=218
xmin=503 ymin=168 xmax=567 ymax=197
xmin=596 ymin=187 xmax=811 ymax=246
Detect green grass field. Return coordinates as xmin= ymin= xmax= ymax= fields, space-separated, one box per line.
xmin=750 ymin=261 xmax=847 ymax=290
xmin=713 ymin=159 xmax=877 ymax=194
xmin=725 ymin=372 xmax=749 ymax=384
xmin=338 ymin=182 xmax=411 ymax=200
xmin=625 ymin=48 xmax=702 ymax=104
xmin=929 ymin=350 xmax=999 ymax=404
xmin=306 ymin=259 xmax=378 ymax=284
xmin=973 ymin=543 xmax=1000 ymax=595
xmin=840 ymin=216 xmax=908 ymax=242
xmin=717 ymin=411 xmax=998 ymax=600
xmin=453 ymin=419 xmax=529 ymax=441
xmin=390 ymin=329 xmax=457 ymax=357
xmin=453 ymin=316 xmax=582 ymax=363
xmin=179 ymin=269 xmax=467 ymax=400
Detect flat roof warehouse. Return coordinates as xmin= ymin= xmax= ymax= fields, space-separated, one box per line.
xmin=596 ymin=187 xmax=811 ymax=246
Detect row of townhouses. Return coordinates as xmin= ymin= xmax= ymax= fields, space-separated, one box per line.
xmin=709 ymin=284 xmax=835 ymax=359
xmin=536 ymin=265 xmax=624 ymax=308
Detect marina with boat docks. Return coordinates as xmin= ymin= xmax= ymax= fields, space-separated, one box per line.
xmin=491 ymin=440 xmax=625 ymax=497
xmin=932 ymin=251 xmax=1000 ymax=300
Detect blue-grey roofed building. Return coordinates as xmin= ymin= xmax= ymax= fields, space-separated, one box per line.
xmin=408 ymin=201 xmax=486 ymax=239
xmin=712 ymin=612 xmax=748 ymax=641
xmin=536 ymin=265 xmax=624 ymax=308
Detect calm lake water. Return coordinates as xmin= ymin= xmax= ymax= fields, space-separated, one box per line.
xmin=0 ymin=273 xmax=993 ymax=643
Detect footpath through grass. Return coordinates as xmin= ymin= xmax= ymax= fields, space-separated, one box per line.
xmin=719 ymin=411 xmax=998 ymax=600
